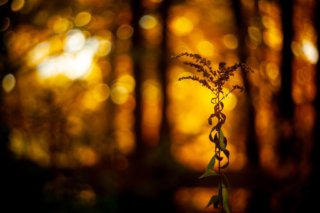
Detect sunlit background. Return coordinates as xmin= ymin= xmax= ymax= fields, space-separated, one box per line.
xmin=0 ymin=0 xmax=319 ymax=212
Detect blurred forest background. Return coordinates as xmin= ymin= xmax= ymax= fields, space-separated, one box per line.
xmin=0 ymin=0 xmax=319 ymax=212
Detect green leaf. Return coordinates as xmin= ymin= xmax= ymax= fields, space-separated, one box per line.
xmin=224 ymin=137 xmax=228 ymax=147
xmin=207 ymin=154 xmax=216 ymax=169
xmin=221 ymin=172 xmax=231 ymax=187
xmin=206 ymin=195 xmax=220 ymax=208
xmin=219 ymin=129 xmax=226 ymax=150
xmin=222 ymin=184 xmax=230 ymax=213
xmin=220 ymin=112 xmax=226 ymax=123
xmin=199 ymin=154 xmax=218 ymax=178
xmin=199 ymin=169 xmax=218 ymax=179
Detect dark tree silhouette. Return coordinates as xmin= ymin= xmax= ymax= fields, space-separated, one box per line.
xmin=277 ymin=0 xmax=296 ymax=163
xmin=131 ymin=0 xmax=144 ymax=155
xmin=278 ymin=1 xmax=294 ymax=120
xmin=231 ymin=0 xmax=260 ymax=167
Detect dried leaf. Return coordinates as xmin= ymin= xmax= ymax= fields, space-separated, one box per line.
xmin=208 ymin=113 xmax=217 ymax=125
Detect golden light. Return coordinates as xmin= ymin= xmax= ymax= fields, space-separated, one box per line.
xmin=301 ymin=40 xmax=319 ymax=64
xmin=175 ymin=112 xmax=204 ymax=134
xmin=296 ymin=68 xmax=312 ymax=85
xmin=52 ymin=17 xmax=72 ymax=34
xmin=197 ymin=40 xmax=215 ymax=57
xmin=27 ymin=41 xmax=51 ymax=66
xmin=115 ymin=130 xmax=135 ymax=155
xmin=97 ymin=38 xmax=112 ymax=56
xmin=92 ymin=83 xmax=110 ymax=102
xmin=139 ymin=15 xmax=158 ymax=30
xmin=228 ymin=143 xmax=246 ymax=170
xmin=260 ymin=144 xmax=276 ymax=167
xmin=169 ymin=16 xmax=194 ymax=36
xmin=292 ymin=69 xmax=316 ymax=104
xmin=64 ymin=29 xmax=86 ymax=53
xmin=37 ymin=50 xmax=94 ymax=80
xmin=117 ymin=74 xmax=136 ymax=92
xmin=69 ymin=49 xmax=95 ymax=78
xmin=292 ymin=85 xmax=303 ymax=104
xmin=75 ymin=11 xmax=92 ymax=27
xmin=114 ymin=54 xmax=133 ymax=74
xmin=11 ymin=0 xmax=24 ymax=12
xmin=255 ymin=107 xmax=272 ymax=136
xmin=174 ymin=187 xmax=215 ymax=211
xmin=9 ymin=130 xmax=50 ymax=167
xmin=82 ymin=83 xmax=110 ymax=110
xmin=2 ymin=73 xmax=16 ymax=93
xmin=295 ymin=104 xmax=316 ymax=134
xmin=223 ymin=34 xmax=238 ymax=50
xmin=222 ymin=92 xmax=238 ymax=112
xmin=66 ymin=115 xmax=83 ymax=135
xmin=142 ymin=79 xmax=162 ymax=144
xmin=175 ymin=187 xmax=250 ymax=212
xmin=49 ymin=37 xmax=64 ymax=53
xmin=263 ymin=28 xmax=282 ymax=50
xmin=117 ymin=24 xmax=134 ymax=40
xmin=142 ymin=79 xmax=161 ymax=102
xmin=74 ymin=146 xmax=98 ymax=166
xmin=28 ymin=140 xmax=50 ymax=167
xmin=171 ymin=134 xmax=215 ymax=171
xmin=266 ymin=62 xmax=280 ymax=81
xmin=36 ymin=31 xmax=101 ymax=81
xmin=262 ymin=15 xmax=275 ymax=29
xmin=291 ymin=41 xmax=300 ymax=57
xmin=248 ymin=26 xmax=262 ymax=45
xmin=110 ymin=84 xmax=130 ymax=105
xmin=9 ymin=129 xmax=25 ymax=157
xmin=3 ymin=1 xmax=138 ymax=172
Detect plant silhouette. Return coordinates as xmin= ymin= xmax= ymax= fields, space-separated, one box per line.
xmin=173 ymin=52 xmax=253 ymax=213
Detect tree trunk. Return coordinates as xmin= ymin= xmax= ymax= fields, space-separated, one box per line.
xmin=278 ymin=1 xmax=294 ymax=119
xmin=231 ymin=0 xmax=259 ymax=167
xmin=277 ymin=0 xmax=295 ymax=163
xmin=131 ymin=0 xmax=144 ymax=156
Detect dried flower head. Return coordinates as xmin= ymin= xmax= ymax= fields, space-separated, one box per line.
xmin=173 ymin=52 xmax=252 ymax=104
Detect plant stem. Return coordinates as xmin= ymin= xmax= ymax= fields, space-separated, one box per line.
xmin=217 ymin=88 xmax=223 ymax=212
